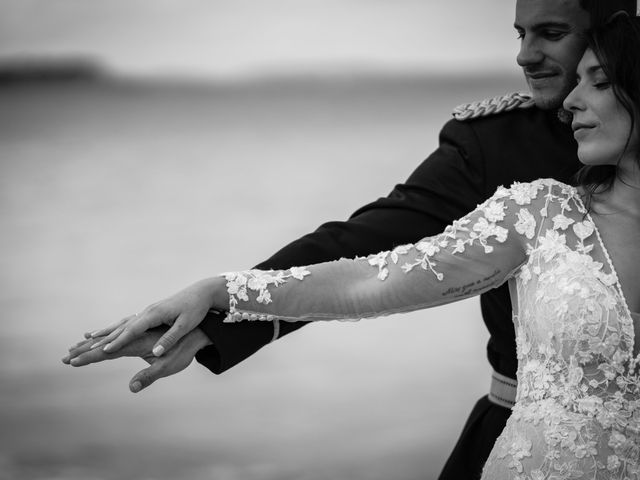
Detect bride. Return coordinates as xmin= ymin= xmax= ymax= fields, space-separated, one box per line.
xmin=70 ymin=14 xmax=640 ymax=478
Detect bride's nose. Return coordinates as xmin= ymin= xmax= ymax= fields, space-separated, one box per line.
xmin=563 ymin=83 xmax=584 ymax=112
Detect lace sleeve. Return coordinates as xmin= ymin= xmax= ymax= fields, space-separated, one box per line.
xmin=222 ymin=180 xmax=556 ymax=323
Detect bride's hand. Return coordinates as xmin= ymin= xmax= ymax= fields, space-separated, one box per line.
xmin=85 ymin=276 xmax=228 ymax=357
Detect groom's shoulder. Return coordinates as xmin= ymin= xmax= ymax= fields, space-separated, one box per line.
xmin=445 ymin=91 xmax=560 ymax=147
xmin=452 ymin=92 xmax=536 ymax=123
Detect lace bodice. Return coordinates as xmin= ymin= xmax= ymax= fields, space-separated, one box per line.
xmin=221 ymin=178 xmax=640 ymax=478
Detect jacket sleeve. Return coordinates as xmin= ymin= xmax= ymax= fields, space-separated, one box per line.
xmin=196 ymin=118 xmax=489 ymax=373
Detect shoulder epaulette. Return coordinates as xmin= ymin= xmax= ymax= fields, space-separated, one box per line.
xmin=452 ymin=92 xmax=535 ymax=121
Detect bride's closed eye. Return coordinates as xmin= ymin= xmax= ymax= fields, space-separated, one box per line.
xmin=593 ymin=81 xmax=611 ymax=90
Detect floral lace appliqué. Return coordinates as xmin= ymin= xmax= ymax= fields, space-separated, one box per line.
xmin=221 ymin=178 xmax=640 ymax=479
xmin=223 ymin=267 xmax=310 ymax=321
xmin=483 ymin=180 xmax=640 ymax=479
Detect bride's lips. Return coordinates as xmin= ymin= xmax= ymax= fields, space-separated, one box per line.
xmin=572 ymin=121 xmax=595 ymax=139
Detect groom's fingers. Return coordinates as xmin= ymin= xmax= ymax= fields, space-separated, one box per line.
xmin=67 ymin=346 xmax=117 ymax=366
xmin=128 ymin=329 xmax=199 ymax=392
xmin=129 ymin=363 xmax=165 ymax=393
xmin=66 ymin=334 xmax=113 ymax=359
xmin=62 ymin=339 xmax=91 ymax=361
xmin=66 ymin=336 xmax=132 ymax=366
xmin=63 ymin=338 xmax=96 ymax=363
xmin=67 ymin=339 xmax=151 ymax=367
xmin=64 ymin=330 xmax=166 ymax=366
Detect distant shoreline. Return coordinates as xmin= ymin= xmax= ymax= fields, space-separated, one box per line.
xmin=0 ymin=57 xmax=525 ymax=91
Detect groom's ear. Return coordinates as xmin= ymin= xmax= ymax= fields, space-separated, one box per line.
xmin=581 ymin=0 xmax=637 ymax=26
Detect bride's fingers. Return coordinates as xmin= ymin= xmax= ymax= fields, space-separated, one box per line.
xmin=89 ymin=326 xmax=125 ymax=350
xmin=66 ymin=334 xmax=98 ymax=353
xmin=69 ymin=337 xmax=92 ymax=350
xmin=102 ymin=311 xmax=162 ymax=353
xmin=152 ymin=311 xmax=202 ymax=357
xmin=84 ymin=323 xmax=118 ymax=339
xmin=84 ymin=316 xmax=132 ymax=339
xmin=85 ymin=317 xmax=130 ymax=338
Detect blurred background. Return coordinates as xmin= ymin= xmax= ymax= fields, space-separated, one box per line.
xmin=1 ymin=1 xmax=527 ymax=479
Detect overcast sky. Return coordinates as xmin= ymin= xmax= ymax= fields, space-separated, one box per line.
xmin=1 ymin=0 xmax=521 ymax=78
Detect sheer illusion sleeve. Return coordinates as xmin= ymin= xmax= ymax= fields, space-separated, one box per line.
xmin=221 ymin=181 xmax=551 ymax=324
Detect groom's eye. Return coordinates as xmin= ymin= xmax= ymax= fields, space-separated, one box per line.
xmin=542 ymin=30 xmax=566 ymax=41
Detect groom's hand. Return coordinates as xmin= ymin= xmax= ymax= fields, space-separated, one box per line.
xmin=62 ymin=327 xmax=212 ymax=393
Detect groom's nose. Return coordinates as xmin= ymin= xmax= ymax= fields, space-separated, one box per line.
xmin=517 ymin=35 xmax=545 ymax=68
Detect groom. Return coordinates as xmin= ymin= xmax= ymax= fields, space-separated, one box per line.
xmin=64 ymin=0 xmax=637 ymax=478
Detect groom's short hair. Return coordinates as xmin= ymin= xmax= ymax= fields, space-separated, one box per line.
xmin=580 ymin=0 xmax=637 ymax=25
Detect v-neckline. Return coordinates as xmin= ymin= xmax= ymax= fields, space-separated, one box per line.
xmin=573 ymin=191 xmax=638 ymax=356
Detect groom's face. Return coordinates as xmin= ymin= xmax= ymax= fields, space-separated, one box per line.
xmin=515 ymin=0 xmax=591 ymax=110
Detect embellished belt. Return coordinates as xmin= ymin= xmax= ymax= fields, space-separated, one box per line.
xmin=488 ymin=370 xmax=517 ymax=409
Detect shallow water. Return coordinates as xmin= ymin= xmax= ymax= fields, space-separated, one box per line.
xmin=1 ymin=73 xmax=523 ymax=479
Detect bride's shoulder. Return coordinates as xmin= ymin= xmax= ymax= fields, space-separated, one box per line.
xmin=532 ymin=178 xmax=576 ymax=193
xmin=494 ymin=178 xmax=577 ymax=202
xmin=487 ymin=179 xmax=582 ymax=216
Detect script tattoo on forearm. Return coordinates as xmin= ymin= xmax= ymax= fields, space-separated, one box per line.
xmin=441 ymin=269 xmax=502 ymax=299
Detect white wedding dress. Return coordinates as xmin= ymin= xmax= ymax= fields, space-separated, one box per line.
xmin=222 ymin=179 xmax=640 ymax=479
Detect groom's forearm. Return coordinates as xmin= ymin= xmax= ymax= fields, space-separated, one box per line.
xmin=193 ymin=215 xmax=401 ymax=374
xmin=193 ymin=201 xmax=480 ymax=374
xmin=193 ymin=219 xmax=397 ymax=374
xmin=195 ymin=310 xmax=307 ymax=374
xmin=194 ymin=119 xmax=486 ymax=374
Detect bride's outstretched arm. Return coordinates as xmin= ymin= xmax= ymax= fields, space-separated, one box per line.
xmin=218 ymin=187 xmax=533 ymax=323
xmin=96 ymin=180 xmax=557 ymax=354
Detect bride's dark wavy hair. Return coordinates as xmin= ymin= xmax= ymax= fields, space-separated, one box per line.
xmin=574 ymin=13 xmax=640 ymax=204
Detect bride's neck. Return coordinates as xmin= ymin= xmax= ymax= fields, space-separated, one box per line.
xmin=591 ymin=156 xmax=640 ymax=217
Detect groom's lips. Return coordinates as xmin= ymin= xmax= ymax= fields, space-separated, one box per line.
xmin=525 ymin=70 xmax=558 ymax=87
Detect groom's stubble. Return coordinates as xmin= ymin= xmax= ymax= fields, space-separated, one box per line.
xmin=515 ymin=0 xmax=590 ymax=111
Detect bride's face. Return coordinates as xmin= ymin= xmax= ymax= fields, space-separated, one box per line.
xmin=563 ymin=49 xmax=639 ymax=167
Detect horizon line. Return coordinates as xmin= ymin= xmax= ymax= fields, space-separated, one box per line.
xmin=0 ymin=54 xmax=525 ymax=84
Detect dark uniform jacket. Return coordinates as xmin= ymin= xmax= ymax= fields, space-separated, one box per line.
xmin=195 ymin=103 xmax=580 ymax=479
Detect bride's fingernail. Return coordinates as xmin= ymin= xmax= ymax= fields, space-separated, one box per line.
xmin=103 ymin=343 xmax=113 ymax=352
xmin=90 ymin=330 xmax=100 ymax=338
xmin=152 ymin=345 xmax=164 ymax=356
xmin=90 ymin=342 xmax=102 ymax=349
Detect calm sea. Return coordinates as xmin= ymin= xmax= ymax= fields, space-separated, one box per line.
xmin=1 ymin=71 xmax=524 ymax=480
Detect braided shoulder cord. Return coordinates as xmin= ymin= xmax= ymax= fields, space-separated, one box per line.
xmin=452 ymin=92 xmax=535 ymax=121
